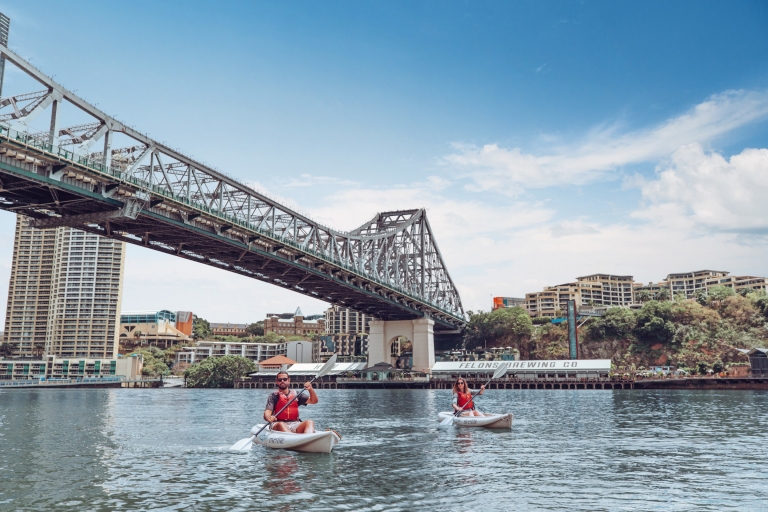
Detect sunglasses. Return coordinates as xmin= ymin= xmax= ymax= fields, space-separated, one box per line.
xmin=276 ymin=377 xmax=289 ymax=382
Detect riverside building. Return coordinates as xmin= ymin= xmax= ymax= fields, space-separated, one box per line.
xmin=2 ymin=215 xmax=125 ymax=358
xmin=524 ymin=274 xmax=636 ymax=318
xmin=315 ymin=306 xmax=370 ymax=362
xmin=263 ymin=308 xmax=325 ymax=336
xmin=175 ymin=340 xmax=313 ymax=366
xmin=119 ymin=310 xmax=192 ymax=348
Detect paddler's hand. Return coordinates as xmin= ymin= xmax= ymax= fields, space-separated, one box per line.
xmin=267 ymin=414 xmax=277 ymax=423
xmin=304 ymin=381 xmax=313 ymax=391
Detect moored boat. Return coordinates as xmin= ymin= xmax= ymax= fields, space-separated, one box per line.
xmin=250 ymin=424 xmax=341 ymax=453
xmin=437 ymin=412 xmax=514 ymax=429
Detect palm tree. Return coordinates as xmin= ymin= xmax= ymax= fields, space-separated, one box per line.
xmin=133 ymin=330 xmax=144 ymax=345
xmin=0 ymin=342 xmax=15 ymax=358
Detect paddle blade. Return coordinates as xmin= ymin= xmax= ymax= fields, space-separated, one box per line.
xmin=492 ymin=362 xmax=509 ymax=380
xmin=440 ymin=415 xmax=455 ymax=426
xmin=230 ymin=435 xmax=255 ymax=451
xmin=315 ymin=353 xmax=338 ymax=379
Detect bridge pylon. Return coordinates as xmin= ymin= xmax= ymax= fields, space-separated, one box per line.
xmin=368 ymin=317 xmax=435 ymax=373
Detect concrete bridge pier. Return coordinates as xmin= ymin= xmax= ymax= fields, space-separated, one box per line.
xmin=368 ymin=318 xmax=435 ymax=373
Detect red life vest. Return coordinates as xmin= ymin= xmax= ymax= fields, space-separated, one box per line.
xmin=274 ymin=390 xmax=300 ymax=421
xmin=457 ymin=391 xmax=474 ymax=410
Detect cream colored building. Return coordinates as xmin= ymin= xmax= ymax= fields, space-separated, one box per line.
xmin=665 ymin=270 xmax=729 ymax=298
xmin=523 ymin=270 xmax=768 ymax=317
xmin=120 ymin=310 xmax=191 ymax=348
xmin=525 ymin=274 xmax=637 ymax=318
xmin=651 ymin=270 xmax=768 ymax=299
xmin=175 ymin=340 xmax=313 ymax=365
xmin=2 ymin=215 xmax=125 ymax=358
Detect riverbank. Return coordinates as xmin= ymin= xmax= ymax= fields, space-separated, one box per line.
xmin=233 ymin=375 xmax=768 ymax=390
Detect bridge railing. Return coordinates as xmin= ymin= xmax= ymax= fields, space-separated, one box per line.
xmin=0 ymin=124 xmax=464 ymax=322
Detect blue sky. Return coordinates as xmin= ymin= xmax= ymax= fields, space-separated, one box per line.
xmin=1 ymin=1 xmax=768 ymax=323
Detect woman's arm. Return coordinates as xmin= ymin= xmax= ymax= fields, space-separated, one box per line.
xmin=451 ymin=393 xmax=460 ymax=411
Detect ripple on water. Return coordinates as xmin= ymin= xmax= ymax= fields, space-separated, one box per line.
xmin=1 ymin=388 xmax=767 ymax=511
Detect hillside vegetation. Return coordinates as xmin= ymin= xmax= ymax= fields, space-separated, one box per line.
xmin=464 ymin=287 xmax=768 ymax=372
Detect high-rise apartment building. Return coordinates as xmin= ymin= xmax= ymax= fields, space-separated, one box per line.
xmin=2 ymin=217 xmax=56 ymax=357
xmin=3 ymin=215 xmax=125 ymax=358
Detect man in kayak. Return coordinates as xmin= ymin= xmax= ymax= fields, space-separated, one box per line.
xmin=452 ymin=377 xmax=485 ymax=417
xmin=264 ymin=371 xmax=318 ymax=434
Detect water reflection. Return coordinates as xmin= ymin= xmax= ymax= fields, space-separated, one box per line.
xmin=1 ymin=388 xmax=767 ymax=511
xmin=264 ymin=454 xmax=301 ymax=496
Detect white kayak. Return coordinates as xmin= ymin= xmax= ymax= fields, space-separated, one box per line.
xmin=437 ymin=412 xmax=514 ymax=429
xmin=250 ymin=424 xmax=341 ymax=453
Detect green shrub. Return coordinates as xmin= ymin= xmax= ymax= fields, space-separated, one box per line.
xmin=184 ymin=355 xmax=257 ymax=388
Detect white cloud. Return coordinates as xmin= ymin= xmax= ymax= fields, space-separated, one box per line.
xmin=283 ymin=174 xmax=359 ymax=188
xmin=634 ymin=143 xmax=768 ymax=233
xmin=445 ymin=90 xmax=768 ymax=196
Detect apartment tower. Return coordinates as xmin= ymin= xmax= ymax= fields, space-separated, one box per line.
xmin=3 ymin=215 xmax=125 ymax=358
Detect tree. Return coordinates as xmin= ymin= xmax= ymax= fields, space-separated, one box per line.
xmin=586 ymin=307 xmax=636 ymax=341
xmin=132 ymin=346 xmax=170 ymax=376
xmin=636 ymin=290 xmax=652 ymax=304
xmin=707 ymin=285 xmax=735 ymax=310
xmin=712 ymin=360 xmax=724 ymax=373
xmin=655 ymin=289 xmax=670 ymax=301
xmin=184 ymin=355 xmax=256 ymax=388
xmin=464 ymin=307 xmax=533 ymax=354
xmin=634 ymin=301 xmax=675 ymax=345
xmin=693 ymin=290 xmax=708 ymax=306
xmin=133 ymin=329 xmax=144 ymax=345
xmin=245 ymin=321 xmax=264 ymax=336
xmin=193 ymin=315 xmax=212 ymax=340
xmin=0 ymin=342 xmax=15 ymax=358
xmin=696 ymin=361 xmax=709 ymax=375
xmin=31 ymin=345 xmax=45 ymax=359
xmin=752 ymin=292 xmax=768 ymax=320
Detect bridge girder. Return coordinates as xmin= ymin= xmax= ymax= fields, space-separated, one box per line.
xmin=0 ymin=43 xmax=466 ymax=330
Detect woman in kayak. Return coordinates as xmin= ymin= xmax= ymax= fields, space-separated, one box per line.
xmin=452 ymin=377 xmax=485 ymax=417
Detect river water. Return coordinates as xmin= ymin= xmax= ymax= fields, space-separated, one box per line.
xmin=1 ymin=388 xmax=766 ymax=511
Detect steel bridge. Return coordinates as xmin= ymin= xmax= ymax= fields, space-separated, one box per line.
xmin=0 ymin=42 xmax=466 ymax=332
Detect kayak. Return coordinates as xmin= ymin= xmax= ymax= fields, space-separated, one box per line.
xmin=437 ymin=412 xmax=514 ymax=429
xmin=250 ymin=424 xmax=341 ymax=453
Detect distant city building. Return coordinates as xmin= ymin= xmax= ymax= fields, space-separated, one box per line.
xmin=175 ymin=340 xmax=313 ymax=366
xmin=119 ymin=310 xmax=192 ymax=348
xmin=664 ymin=270 xmax=731 ymax=297
xmin=525 ymin=274 xmax=635 ymax=318
xmin=492 ymin=297 xmax=526 ymax=310
xmin=210 ymin=322 xmax=247 ymax=337
xmin=0 ymin=354 xmax=143 ymax=382
xmin=317 ymin=306 xmax=370 ymax=361
xmin=663 ymin=270 xmax=768 ymax=298
xmin=2 ymin=215 xmax=125 ymax=358
xmin=263 ymin=308 xmax=325 ymax=337
xmin=520 ymin=269 xmax=768 ymax=318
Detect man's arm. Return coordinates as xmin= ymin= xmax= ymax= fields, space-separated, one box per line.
xmin=305 ymin=381 xmax=318 ymax=404
xmin=264 ymin=394 xmax=277 ymax=422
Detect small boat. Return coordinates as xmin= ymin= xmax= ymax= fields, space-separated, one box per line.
xmin=437 ymin=412 xmax=514 ymax=429
xmin=250 ymin=424 xmax=341 ymax=453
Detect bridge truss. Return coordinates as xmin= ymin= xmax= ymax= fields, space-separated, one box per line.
xmin=0 ymin=43 xmax=466 ymax=330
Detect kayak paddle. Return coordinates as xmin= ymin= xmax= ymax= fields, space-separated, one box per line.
xmin=441 ymin=362 xmax=508 ymax=426
xmin=230 ymin=354 xmax=338 ymax=451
